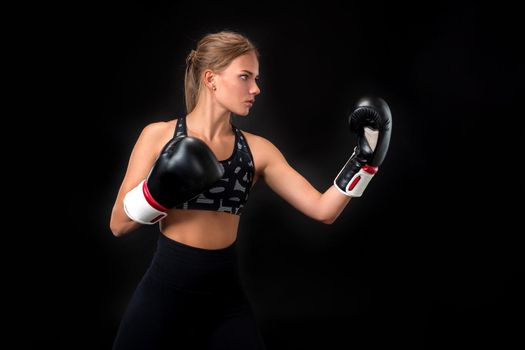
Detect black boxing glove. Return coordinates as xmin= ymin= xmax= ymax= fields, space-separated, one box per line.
xmin=124 ymin=136 xmax=224 ymax=224
xmin=334 ymin=96 xmax=392 ymax=197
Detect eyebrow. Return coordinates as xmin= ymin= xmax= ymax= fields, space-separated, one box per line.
xmin=241 ymin=70 xmax=259 ymax=78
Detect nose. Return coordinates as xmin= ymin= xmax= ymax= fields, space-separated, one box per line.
xmin=250 ymin=81 xmax=261 ymax=96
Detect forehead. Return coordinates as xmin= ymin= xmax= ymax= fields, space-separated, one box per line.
xmin=226 ymin=52 xmax=259 ymax=74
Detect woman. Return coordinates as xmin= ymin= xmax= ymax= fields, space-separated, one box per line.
xmin=110 ymin=31 xmax=391 ymax=350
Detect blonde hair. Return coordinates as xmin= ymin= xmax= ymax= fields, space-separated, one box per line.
xmin=184 ymin=31 xmax=259 ymax=113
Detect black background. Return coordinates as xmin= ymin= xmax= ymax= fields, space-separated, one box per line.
xmin=19 ymin=1 xmax=522 ymax=349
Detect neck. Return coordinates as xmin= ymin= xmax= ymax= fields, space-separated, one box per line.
xmin=186 ymin=92 xmax=232 ymax=142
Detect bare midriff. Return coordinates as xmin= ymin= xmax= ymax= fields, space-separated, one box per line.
xmin=160 ymin=209 xmax=241 ymax=250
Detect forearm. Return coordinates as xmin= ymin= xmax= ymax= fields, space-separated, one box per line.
xmin=319 ymin=184 xmax=352 ymax=224
xmin=110 ymin=202 xmax=143 ymax=237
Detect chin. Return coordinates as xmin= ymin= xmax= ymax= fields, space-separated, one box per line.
xmin=234 ymin=109 xmax=250 ymax=116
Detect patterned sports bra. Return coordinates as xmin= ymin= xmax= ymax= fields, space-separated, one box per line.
xmin=173 ymin=116 xmax=255 ymax=216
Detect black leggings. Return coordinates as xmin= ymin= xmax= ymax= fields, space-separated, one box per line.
xmin=113 ymin=233 xmax=265 ymax=350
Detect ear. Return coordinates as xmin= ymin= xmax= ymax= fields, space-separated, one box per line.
xmin=203 ymin=70 xmax=216 ymax=90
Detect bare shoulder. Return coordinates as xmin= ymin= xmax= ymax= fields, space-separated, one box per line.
xmin=241 ymin=130 xmax=277 ymax=151
xmin=240 ymin=130 xmax=267 ymax=151
xmin=239 ymin=130 xmax=285 ymax=177
xmin=140 ymin=119 xmax=176 ymax=140
xmin=138 ymin=119 xmax=177 ymax=155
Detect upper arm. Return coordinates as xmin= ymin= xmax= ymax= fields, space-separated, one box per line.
xmin=111 ymin=122 xmax=169 ymax=219
xmin=118 ymin=122 xmax=167 ymax=194
xmin=259 ymin=137 xmax=324 ymax=221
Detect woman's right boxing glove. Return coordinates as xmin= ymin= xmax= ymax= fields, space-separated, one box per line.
xmin=124 ymin=136 xmax=224 ymax=224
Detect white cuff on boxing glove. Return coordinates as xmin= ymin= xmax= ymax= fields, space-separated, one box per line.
xmin=334 ymin=165 xmax=377 ymax=197
xmin=123 ymin=180 xmax=168 ymax=225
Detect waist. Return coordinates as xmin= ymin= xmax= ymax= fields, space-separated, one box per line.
xmin=155 ymin=232 xmax=238 ymax=263
xmin=147 ymin=233 xmax=240 ymax=294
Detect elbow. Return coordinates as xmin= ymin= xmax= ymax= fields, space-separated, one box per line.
xmin=110 ymin=217 xmax=132 ymax=237
xmin=110 ymin=223 xmax=125 ymax=237
xmin=320 ymin=216 xmax=336 ymax=225
xmin=110 ymin=216 xmax=141 ymax=237
xmin=315 ymin=211 xmax=336 ymax=225
xmin=110 ymin=205 xmax=134 ymax=237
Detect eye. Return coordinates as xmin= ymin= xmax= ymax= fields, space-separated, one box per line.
xmin=240 ymin=74 xmax=248 ymax=81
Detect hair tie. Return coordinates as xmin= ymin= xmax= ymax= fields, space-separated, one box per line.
xmin=186 ymin=50 xmax=197 ymax=65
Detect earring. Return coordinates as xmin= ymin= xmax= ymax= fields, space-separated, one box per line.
xmin=212 ymin=85 xmax=216 ymax=91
